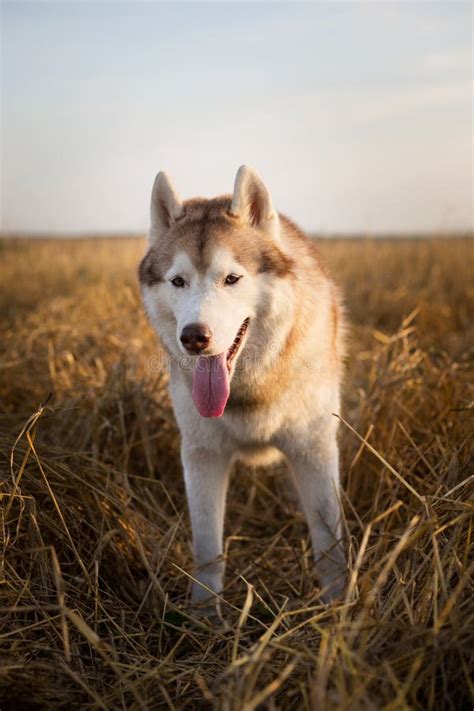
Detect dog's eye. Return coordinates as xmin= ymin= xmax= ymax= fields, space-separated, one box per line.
xmin=224 ymin=274 xmax=242 ymax=286
xmin=170 ymin=276 xmax=186 ymax=288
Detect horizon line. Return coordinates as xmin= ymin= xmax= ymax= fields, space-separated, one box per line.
xmin=1 ymin=229 xmax=473 ymax=241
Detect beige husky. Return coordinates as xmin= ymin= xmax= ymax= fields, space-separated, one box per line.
xmin=139 ymin=166 xmax=347 ymax=612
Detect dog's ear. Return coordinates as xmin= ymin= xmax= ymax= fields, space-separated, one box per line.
xmin=150 ymin=172 xmax=183 ymax=242
xmin=231 ymin=165 xmax=280 ymax=240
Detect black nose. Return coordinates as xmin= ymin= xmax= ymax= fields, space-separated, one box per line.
xmin=180 ymin=323 xmax=212 ymax=353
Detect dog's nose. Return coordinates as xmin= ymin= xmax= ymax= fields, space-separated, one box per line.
xmin=180 ymin=323 xmax=212 ymax=353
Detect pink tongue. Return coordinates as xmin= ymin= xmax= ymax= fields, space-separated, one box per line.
xmin=192 ymin=353 xmax=230 ymax=418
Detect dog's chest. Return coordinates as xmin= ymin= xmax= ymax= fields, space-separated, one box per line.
xmin=221 ymin=404 xmax=285 ymax=445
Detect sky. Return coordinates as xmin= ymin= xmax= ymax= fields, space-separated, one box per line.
xmin=1 ymin=1 xmax=472 ymax=235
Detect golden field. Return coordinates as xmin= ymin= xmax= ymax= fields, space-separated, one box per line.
xmin=0 ymin=236 xmax=473 ymax=710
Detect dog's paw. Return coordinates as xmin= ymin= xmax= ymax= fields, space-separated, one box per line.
xmin=192 ymin=605 xmax=229 ymax=628
xmin=318 ymin=573 xmax=347 ymax=604
xmin=190 ymin=593 xmax=227 ymax=626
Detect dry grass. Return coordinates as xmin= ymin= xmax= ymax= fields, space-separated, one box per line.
xmin=0 ymin=236 xmax=473 ymax=710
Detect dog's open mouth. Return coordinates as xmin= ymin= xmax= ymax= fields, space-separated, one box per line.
xmin=226 ymin=317 xmax=250 ymax=370
xmin=191 ymin=318 xmax=250 ymax=419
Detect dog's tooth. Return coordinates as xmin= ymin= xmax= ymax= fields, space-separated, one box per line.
xmin=227 ymin=318 xmax=249 ymax=366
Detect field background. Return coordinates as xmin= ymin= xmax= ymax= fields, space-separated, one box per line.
xmin=0 ymin=237 xmax=473 ymax=710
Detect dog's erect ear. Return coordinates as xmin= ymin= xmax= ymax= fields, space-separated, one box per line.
xmin=231 ymin=165 xmax=280 ymax=240
xmin=150 ymin=172 xmax=183 ymax=242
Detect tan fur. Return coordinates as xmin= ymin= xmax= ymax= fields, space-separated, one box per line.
xmin=139 ymin=195 xmax=295 ymax=287
xmin=140 ymin=199 xmax=345 ymax=410
xmin=234 ymin=444 xmax=284 ymax=468
xmin=139 ymin=166 xmax=348 ymax=611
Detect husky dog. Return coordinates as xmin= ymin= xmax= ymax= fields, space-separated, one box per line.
xmin=139 ymin=166 xmax=347 ymax=612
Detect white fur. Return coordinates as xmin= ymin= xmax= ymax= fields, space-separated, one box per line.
xmin=140 ymin=167 xmax=346 ymax=614
xmin=144 ymin=246 xmax=259 ymax=367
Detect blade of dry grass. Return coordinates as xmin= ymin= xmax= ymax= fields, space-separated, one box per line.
xmin=1 ymin=236 xmax=472 ymax=710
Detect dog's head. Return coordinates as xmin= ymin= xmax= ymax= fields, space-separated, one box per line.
xmin=139 ymin=166 xmax=294 ymax=418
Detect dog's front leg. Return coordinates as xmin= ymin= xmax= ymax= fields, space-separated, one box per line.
xmin=281 ymin=431 xmax=346 ymax=602
xmin=181 ymin=445 xmax=231 ymax=614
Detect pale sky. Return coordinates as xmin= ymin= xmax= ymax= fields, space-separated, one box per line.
xmin=1 ymin=1 xmax=472 ymax=234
